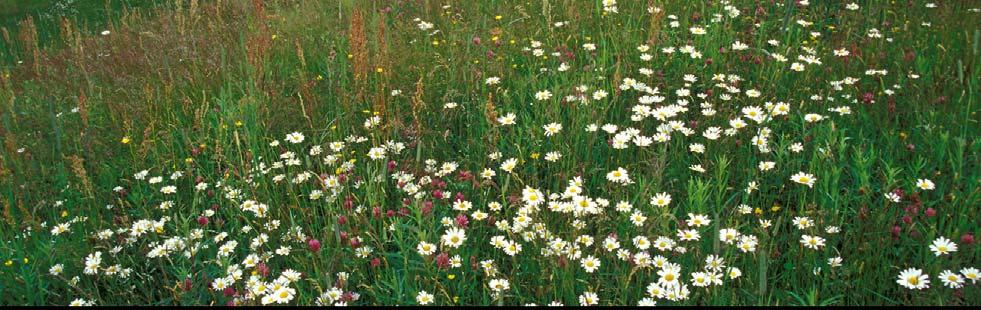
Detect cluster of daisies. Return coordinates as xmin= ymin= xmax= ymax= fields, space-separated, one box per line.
xmin=895 ymin=237 xmax=978 ymax=290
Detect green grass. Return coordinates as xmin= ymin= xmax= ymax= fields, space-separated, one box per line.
xmin=0 ymin=0 xmax=978 ymax=306
xmin=0 ymin=0 xmax=161 ymax=56
xmin=0 ymin=0 xmax=55 ymax=17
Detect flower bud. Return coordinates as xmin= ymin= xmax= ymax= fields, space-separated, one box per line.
xmin=308 ymin=239 xmax=322 ymax=252
xmin=961 ymin=233 xmax=975 ymax=245
xmin=455 ymin=214 xmax=469 ymax=228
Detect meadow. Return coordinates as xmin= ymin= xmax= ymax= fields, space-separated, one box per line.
xmin=0 ymin=0 xmax=978 ymax=306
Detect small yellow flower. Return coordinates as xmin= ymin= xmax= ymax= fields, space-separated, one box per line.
xmin=453 ymin=296 xmax=459 ymax=303
xmin=376 ymin=67 xmax=384 ymax=73
xmin=447 ymin=274 xmax=456 ymax=280
xmin=22 ymin=257 xmax=28 ymax=264
xmin=316 ymin=75 xmax=324 ymax=81
xmin=530 ymin=152 xmax=540 ymax=160
xmin=61 ymin=210 xmax=68 ymax=218
xmin=754 ymin=208 xmax=763 ymax=215
xmin=235 ymin=120 xmax=243 ymax=127
xmin=4 ymin=260 xmax=12 ymax=266
xmin=185 ymin=157 xmax=194 ymax=164
xmin=899 ymin=132 xmax=907 ymax=140
xmin=373 ymin=111 xmax=380 ymax=116
xmin=271 ymin=34 xmax=278 ymax=40
xmin=494 ymin=15 xmax=502 ymax=20
xmin=121 ymin=136 xmax=131 ymax=144
xmin=770 ymin=205 xmax=781 ymax=212
xmin=347 ymin=54 xmax=353 ymax=59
